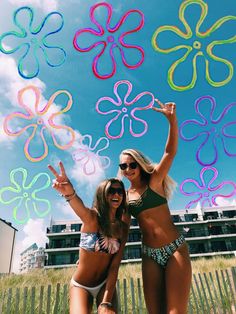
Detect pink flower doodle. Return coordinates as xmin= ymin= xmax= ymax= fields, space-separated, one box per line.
xmin=179 ymin=95 xmax=236 ymax=166
xmin=73 ymin=2 xmax=144 ymax=79
xmin=72 ymin=135 xmax=110 ymax=175
xmin=96 ymin=80 xmax=154 ymax=139
xmin=3 ymin=85 xmax=75 ymax=162
xmin=179 ymin=167 xmax=236 ymax=208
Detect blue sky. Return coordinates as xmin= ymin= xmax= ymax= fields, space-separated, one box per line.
xmin=0 ymin=0 xmax=236 ymax=272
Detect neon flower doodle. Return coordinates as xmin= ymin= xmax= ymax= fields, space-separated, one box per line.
xmin=72 ymin=135 xmax=110 ymax=175
xmin=0 ymin=6 xmax=66 ymax=79
xmin=179 ymin=95 xmax=236 ymax=166
xmin=3 ymin=86 xmax=75 ymax=162
xmin=73 ymin=2 xmax=144 ymax=79
xmin=152 ymin=0 xmax=236 ymax=91
xmin=96 ymin=80 xmax=154 ymax=139
xmin=179 ymin=167 xmax=236 ymax=209
xmin=0 ymin=168 xmax=51 ymax=224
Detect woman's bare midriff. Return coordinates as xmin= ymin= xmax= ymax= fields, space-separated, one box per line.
xmin=72 ymin=249 xmax=113 ymax=286
xmin=137 ymin=203 xmax=180 ymax=247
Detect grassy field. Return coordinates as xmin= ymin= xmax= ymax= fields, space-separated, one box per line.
xmin=0 ymin=256 xmax=235 ymax=290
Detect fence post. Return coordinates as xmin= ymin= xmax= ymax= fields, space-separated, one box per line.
xmin=22 ymin=287 xmax=28 ymax=313
xmin=123 ymin=278 xmax=128 ymax=314
xmin=193 ymin=274 xmax=205 ymax=313
xmin=53 ymin=283 xmax=60 ymax=314
xmin=203 ymin=272 xmax=216 ymax=314
xmin=31 ymin=286 xmax=36 ymax=314
xmin=38 ymin=286 xmax=44 ymax=314
xmin=130 ymin=278 xmax=136 ymax=313
xmin=198 ymin=273 xmax=210 ymax=313
xmin=226 ymin=269 xmax=236 ymax=313
xmin=61 ymin=284 xmax=68 ymax=314
xmin=137 ymin=278 xmax=144 ymax=313
xmin=46 ymin=285 xmax=51 ymax=314
xmin=215 ymin=270 xmax=226 ymax=314
xmin=116 ymin=279 xmax=121 ymax=313
xmin=6 ymin=288 xmax=12 ymax=314
xmin=15 ymin=287 xmax=20 ymax=311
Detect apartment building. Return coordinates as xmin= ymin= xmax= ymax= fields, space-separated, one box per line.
xmin=20 ymin=243 xmax=46 ymax=273
xmin=44 ymin=205 xmax=236 ymax=268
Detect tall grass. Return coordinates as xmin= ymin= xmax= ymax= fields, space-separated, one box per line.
xmin=0 ymin=256 xmax=235 ymax=290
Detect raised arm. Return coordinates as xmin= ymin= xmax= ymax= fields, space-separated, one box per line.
xmin=48 ymin=161 xmax=93 ymax=223
xmin=151 ymin=99 xmax=178 ymax=183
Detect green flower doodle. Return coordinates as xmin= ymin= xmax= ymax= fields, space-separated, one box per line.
xmin=152 ymin=0 xmax=236 ymax=91
xmin=0 ymin=168 xmax=51 ymax=224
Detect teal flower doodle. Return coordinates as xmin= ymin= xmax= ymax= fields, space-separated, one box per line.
xmin=0 ymin=6 xmax=66 ymax=79
xmin=0 ymin=168 xmax=51 ymax=224
xmin=152 ymin=0 xmax=236 ymax=91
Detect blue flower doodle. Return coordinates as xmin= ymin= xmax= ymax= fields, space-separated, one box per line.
xmin=0 ymin=7 xmax=66 ymax=79
xmin=179 ymin=95 xmax=236 ymax=166
xmin=0 ymin=168 xmax=51 ymax=224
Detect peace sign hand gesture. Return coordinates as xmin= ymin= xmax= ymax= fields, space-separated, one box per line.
xmin=152 ymin=98 xmax=176 ymax=121
xmin=48 ymin=161 xmax=74 ymax=197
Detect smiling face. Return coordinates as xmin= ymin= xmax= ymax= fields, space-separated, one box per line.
xmin=107 ymin=182 xmax=124 ymax=210
xmin=119 ymin=153 xmax=141 ymax=182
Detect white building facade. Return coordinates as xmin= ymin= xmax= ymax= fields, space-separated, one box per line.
xmin=20 ymin=243 xmax=46 ymax=273
xmin=0 ymin=218 xmax=17 ymax=274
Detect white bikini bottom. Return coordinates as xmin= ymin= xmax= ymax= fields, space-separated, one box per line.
xmin=70 ymin=277 xmax=107 ymax=298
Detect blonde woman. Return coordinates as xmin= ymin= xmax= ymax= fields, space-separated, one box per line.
xmin=48 ymin=162 xmax=129 ymax=314
xmin=119 ymin=100 xmax=192 ymax=314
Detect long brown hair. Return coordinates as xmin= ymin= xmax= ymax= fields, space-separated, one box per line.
xmin=93 ymin=178 xmax=127 ymax=237
xmin=119 ymin=148 xmax=176 ymax=199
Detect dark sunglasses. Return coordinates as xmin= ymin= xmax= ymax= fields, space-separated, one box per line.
xmin=108 ymin=187 xmax=124 ymax=195
xmin=119 ymin=162 xmax=138 ymax=171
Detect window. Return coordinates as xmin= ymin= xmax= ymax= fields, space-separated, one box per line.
xmin=52 ymin=225 xmax=66 ymax=233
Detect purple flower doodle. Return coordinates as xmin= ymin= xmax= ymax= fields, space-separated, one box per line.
xmin=179 ymin=95 xmax=236 ymax=166
xmin=0 ymin=7 xmax=66 ymax=79
xmin=72 ymin=135 xmax=110 ymax=175
xmin=179 ymin=167 xmax=236 ymax=209
xmin=96 ymin=80 xmax=154 ymax=139
xmin=73 ymin=2 xmax=144 ymax=79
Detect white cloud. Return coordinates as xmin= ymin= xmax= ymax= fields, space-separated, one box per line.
xmin=8 ymin=0 xmax=58 ymax=13
xmin=55 ymin=199 xmax=80 ymax=220
xmin=0 ymin=55 xmax=76 ymax=149
xmin=0 ymin=55 xmax=45 ymax=106
xmin=215 ymin=197 xmax=236 ymax=207
xmin=12 ymin=218 xmax=48 ymax=273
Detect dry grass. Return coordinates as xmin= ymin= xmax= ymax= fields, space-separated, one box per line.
xmin=0 ymin=256 xmax=235 ymax=290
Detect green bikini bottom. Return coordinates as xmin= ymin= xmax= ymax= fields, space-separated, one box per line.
xmin=142 ymin=234 xmax=186 ymax=268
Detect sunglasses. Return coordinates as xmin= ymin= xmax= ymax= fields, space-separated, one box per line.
xmin=108 ymin=187 xmax=124 ymax=195
xmin=119 ymin=162 xmax=138 ymax=171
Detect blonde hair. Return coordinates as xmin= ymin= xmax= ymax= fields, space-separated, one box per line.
xmin=119 ymin=148 xmax=177 ymax=200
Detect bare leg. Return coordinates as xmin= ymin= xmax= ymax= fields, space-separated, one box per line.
xmin=142 ymin=254 xmax=166 ymax=314
xmin=69 ymin=285 xmax=93 ymax=314
xmin=165 ymin=243 xmax=192 ymax=314
xmin=96 ymin=285 xmax=118 ymax=312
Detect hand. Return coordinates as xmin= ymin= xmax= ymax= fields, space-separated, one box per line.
xmin=48 ymin=161 xmax=74 ymax=196
xmin=153 ymin=98 xmax=176 ymax=121
xmin=98 ymin=304 xmax=116 ymax=314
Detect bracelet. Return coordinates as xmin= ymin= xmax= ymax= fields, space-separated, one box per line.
xmin=100 ymin=302 xmax=113 ymax=308
xmin=64 ymin=190 xmax=77 ymax=202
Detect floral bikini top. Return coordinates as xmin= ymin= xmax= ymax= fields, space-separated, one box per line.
xmin=79 ymin=232 xmax=121 ymax=254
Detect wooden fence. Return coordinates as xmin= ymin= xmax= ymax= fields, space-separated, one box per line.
xmin=0 ymin=267 xmax=236 ymax=313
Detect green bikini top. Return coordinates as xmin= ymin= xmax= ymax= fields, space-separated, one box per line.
xmin=128 ymin=186 xmax=167 ymax=218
